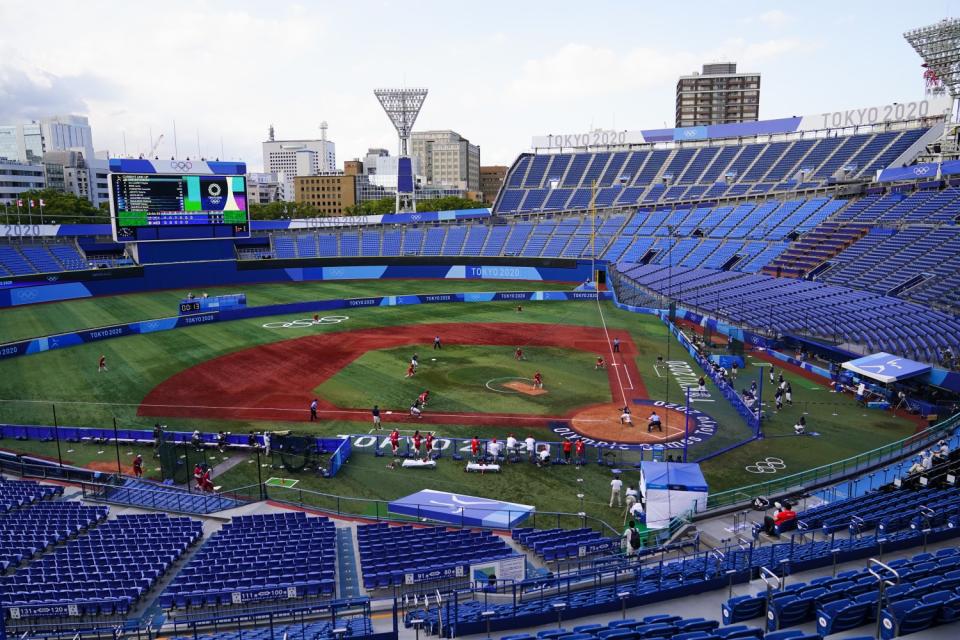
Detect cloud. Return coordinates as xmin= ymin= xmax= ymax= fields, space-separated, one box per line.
xmin=0 ymin=66 xmax=116 ymax=122
xmin=758 ymin=10 xmax=792 ymax=28
xmin=506 ymin=37 xmax=812 ymax=104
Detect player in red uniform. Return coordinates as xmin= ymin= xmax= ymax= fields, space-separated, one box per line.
xmin=424 ymin=432 xmax=434 ymax=458
xmin=417 ymin=390 xmax=430 ymax=407
xmin=533 ymin=372 xmax=543 ymax=389
xmin=193 ymin=464 xmax=203 ymax=490
xmin=595 ymin=357 xmax=606 ymax=370
xmin=98 ymin=355 xmax=107 ymax=373
xmin=562 ymin=440 xmax=572 ymax=463
xmin=405 ymin=363 xmax=415 ymax=378
xmin=515 ymin=347 xmax=524 ymax=361
xmin=201 ymin=467 xmax=214 ymax=492
xmin=470 ymin=436 xmax=481 ymax=460
xmin=389 ymin=429 xmax=400 ymax=456
xmin=132 ymin=454 xmax=143 ymax=478
xmin=574 ymin=439 xmax=586 ymax=467
xmin=412 ymin=430 xmax=422 ymax=455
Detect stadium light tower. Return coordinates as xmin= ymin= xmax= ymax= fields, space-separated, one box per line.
xmin=905 ymin=18 xmax=960 ymax=108
xmin=374 ymin=87 xmax=428 ymax=213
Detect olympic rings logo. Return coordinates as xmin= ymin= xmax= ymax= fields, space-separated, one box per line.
xmin=745 ymin=457 xmax=786 ymax=474
xmin=170 ymin=161 xmax=193 ymax=171
xmin=262 ymin=315 xmax=350 ymax=329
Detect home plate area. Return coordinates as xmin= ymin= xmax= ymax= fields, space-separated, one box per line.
xmin=568 ymin=402 xmax=694 ymax=445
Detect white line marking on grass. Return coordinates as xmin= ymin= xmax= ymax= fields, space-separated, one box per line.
xmin=594 ymin=296 xmax=630 ymax=401
xmin=652 ymin=365 xmax=663 ymax=378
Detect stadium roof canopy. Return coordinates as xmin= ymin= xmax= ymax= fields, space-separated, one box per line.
xmin=842 ymin=352 xmax=931 ymax=384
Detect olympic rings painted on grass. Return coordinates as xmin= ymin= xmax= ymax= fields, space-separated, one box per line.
xmin=744 ymin=457 xmax=786 ymax=474
xmin=261 ymin=316 xmax=350 ymax=329
xmin=484 ymin=377 xmax=534 ymax=394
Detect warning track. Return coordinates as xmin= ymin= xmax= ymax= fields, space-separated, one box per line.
xmin=138 ymin=323 xmax=647 ymax=428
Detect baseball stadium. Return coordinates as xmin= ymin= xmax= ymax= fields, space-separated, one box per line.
xmin=2 ymin=13 xmax=960 ymax=640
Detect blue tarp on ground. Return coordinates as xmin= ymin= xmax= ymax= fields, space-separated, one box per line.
xmin=388 ymin=489 xmax=535 ymax=528
xmin=639 ymin=462 xmax=709 ymax=492
xmin=842 ymin=352 xmax=931 ymax=384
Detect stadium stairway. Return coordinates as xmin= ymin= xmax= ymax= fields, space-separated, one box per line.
xmin=336 ymin=525 xmax=363 ymax=599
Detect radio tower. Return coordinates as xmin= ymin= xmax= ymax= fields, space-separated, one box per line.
xmin=374 ymin=88 xmax=428 ymax=213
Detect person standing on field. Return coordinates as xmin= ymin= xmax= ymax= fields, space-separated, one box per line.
xmin=610 ymin=475 xmax=623 ymax=507
xmin=433 ymin=335 xmax=442 ymax=350
xmin=98 ymin=355 xmax=107 ymax=372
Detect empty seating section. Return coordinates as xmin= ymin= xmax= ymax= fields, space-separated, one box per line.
xmin=615 ymin=263 xmax=960 ymax=362
xmin=0 ymin=241 xmax=108 ymax=275
xmin=496 ymin=128 xmax=927 ymax=213
xmin=1 ymin=513 xmax=201 ymax=616
xmin=1 ymin=502 xmax=108 ymax=571
xmin=357 ymin=523 xmax=513 ymax=590
xmin=724 ymin=546 xmax=960 ymax=639
xmin=162 ymin=512 xmax=335 ymax=610
xmin=512 ymin=528 xmax=617 ymax=562
xmin=0 ymin=478 xmax=62 ymax=512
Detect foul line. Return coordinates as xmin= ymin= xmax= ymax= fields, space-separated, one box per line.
xmin=594 ymin=294 xmax=631 ymax=404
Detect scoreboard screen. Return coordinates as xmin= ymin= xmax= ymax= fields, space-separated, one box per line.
xmin=110 ymin=173 xmax=250 ymax=242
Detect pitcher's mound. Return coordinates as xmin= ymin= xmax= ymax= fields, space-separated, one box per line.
xmin=502 ymin=381 xmax=548 ymax=396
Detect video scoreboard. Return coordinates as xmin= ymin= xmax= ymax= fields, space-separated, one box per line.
xmin=108 ymin=159 xmax=250 ymax=242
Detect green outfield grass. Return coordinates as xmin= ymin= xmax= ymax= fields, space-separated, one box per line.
xmin=0 ymin=278 xmax=576 ymax=343
xmin=316 ymin=344 xmax=611 ymax=415
xmin=0 ymin=279 xmax=923 ymax=513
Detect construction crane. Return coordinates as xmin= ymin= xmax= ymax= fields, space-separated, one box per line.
xmin=146 ymin=134 xmax=164 ymax=158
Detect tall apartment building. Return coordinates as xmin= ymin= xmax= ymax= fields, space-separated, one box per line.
xmin=294 ymin=173 xmax=356 ymax=216
xmin=675 ymin=63 xmax=761 ymax=128
xmin=363 ymin=148 xmax=389 ymax=175
xmin=410 ymin=130 xmax=480 ymax=191
xmin=479 ymin=165 xmax=507 ymax=205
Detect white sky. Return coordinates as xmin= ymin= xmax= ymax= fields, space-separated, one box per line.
xmin=0 ymin=0 xmax=956 ymax=171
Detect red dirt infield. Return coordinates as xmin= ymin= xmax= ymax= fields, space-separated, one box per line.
xmin=570 ymin=404 xmax=692 ymax=445
xmin=138 ymin=323 xmax=648 ymax=429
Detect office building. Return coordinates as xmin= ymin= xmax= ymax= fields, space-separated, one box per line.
xmin=363 ymin=148 xmax=389 ymax=175
xmin=0 ymin=122 xmax=44 ymax=164
xmin=262 ymin=130 xmax=337 ymax=201
xmin=0 ymin=159 xmax=45 ymax=206
xmin=41 ymin=151 xmax=109 ymax=208
xmin=410 ymin=130 xmax=480 ymax=191
xmin=246 ymin=172 xmax=281 ymax=205
xmin=294 ymin=173 xmax=356 ymax=216
xmin=480 ymin=165 xmax=507 ymax=205
xmin=675 ymin=63 xmax=761 ymax=128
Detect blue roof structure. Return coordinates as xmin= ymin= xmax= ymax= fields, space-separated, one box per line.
xmin=640 ymin=462 xmax=708 ymax=492
xmin=842 ymin=352 xmax=931 ymax=383
xmin=388 ymin=489 xmax=535 ymax=528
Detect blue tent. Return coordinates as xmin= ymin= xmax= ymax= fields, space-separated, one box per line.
xmin=388 ymin=489 xmax=535 ymax=528
xmin=639 ymin=462 xmax=709 ymax=528
xmin=639 ymin=462 xmax=709 ymax=492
